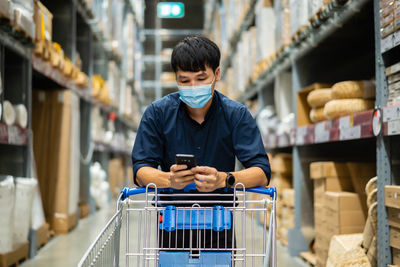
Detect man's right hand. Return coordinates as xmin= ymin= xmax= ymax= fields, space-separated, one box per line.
xmin=169 ymin=164 xmax=195 ymax=189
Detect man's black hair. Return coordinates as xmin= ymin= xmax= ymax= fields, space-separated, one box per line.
xmin=171 ymin=35 xmax=220 ymax=73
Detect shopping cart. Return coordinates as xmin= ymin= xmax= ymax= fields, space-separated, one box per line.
xmin=78 ymin=183 xmax=277 ymax=267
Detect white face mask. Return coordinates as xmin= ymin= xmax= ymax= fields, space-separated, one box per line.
xmin=177 ymin=75 xmax=216 ymax=109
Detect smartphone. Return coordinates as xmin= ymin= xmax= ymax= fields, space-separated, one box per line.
xmin=175 ymin=154 xmax=197 ymax=169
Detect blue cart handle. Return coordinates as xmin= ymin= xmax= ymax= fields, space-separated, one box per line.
xmin=120 ymin=183 xmax=276 ymax=201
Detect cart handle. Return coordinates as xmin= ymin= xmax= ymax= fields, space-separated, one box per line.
xmin=120 ymin=183 xmax=276 ymax=201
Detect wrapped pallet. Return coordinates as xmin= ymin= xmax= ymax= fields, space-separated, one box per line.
xmin=255 ymin=0 xmax=275 ymax=61
xmin=0 ymin=176 xmax=15 ymax=253
xmin=326 ymin=234 xmax=371 ymax=267
xmin=324 ymin=99 xmax=375 ymax=120
xmin=13 ymin=178 xmax=37 ymax=247
xmin=32 ymin=90 xmax=79 ymax=234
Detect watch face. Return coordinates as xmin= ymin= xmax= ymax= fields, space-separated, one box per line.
xmin=228 ymin=175 xmax=235 ymax=186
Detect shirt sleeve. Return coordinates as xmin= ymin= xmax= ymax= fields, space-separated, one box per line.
xmin=131 ymin=104 xmax=164 ymax=185
xmin=232 ymin=107 xmax=271 ymax=183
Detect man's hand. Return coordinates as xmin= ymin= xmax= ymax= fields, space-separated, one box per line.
xmin=169 ymin=164 xmax=195 ymax=189
xmin=192 ymin=166 xmax=225 ymax=192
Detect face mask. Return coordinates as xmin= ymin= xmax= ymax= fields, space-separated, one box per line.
xmin=178 ymin=76 xmax=215 ymax=109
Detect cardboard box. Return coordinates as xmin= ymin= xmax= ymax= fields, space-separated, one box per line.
xmin=296 ymin=83 xmax=332 ymax=127
xmin=34 ymin=1 xmax=53 ymax=42
xmin=271 ymin=153 xmax=292 ymax=175
xmin=314 ymin=176 xmax=353 ymax=204
xmin=270 ymin=173 xmax=292 ymax=194
xmin=346 ymin=162 xmax=376 ymax=194
xmin=324 ymin=208 xmax=366 ymax=228
xmin=282 ymin=188 xmax=295 ymax=207
xmin=310 ymin=162 xmax=349 ymax=179
xmin=325 ymin=224 xmax=364 ymax=240
xmin=386 ymin=186 xmax=400 ymax=209
xmin=389 ymin=207 xmax=400 ymax=229
xmin=324 ymin=192 xmax=364 ymax=212
xmin=314 ymin=203 xmax=325 ymax=226
xmin=391 ymin=227 xmax=400 ymax=249
xmin=393 ymin=247 xmax=400 ymax=265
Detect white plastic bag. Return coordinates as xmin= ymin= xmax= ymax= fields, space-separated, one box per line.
xmin=0 ymin=176 xmax=15 ymax=253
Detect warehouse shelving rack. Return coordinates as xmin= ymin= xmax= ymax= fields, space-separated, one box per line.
xmin=206 ymin=0 xmax=393 ymax=265
xmin=0 ymin=22 xmax=32 ymax=178
xmin=0 ymin=0 xmax=143 ymax=259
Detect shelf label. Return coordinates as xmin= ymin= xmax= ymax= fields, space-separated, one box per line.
xmin=339 ymin=116 xmax=352 ymax=129
xmin=278 ymin=134 xmax=289 ymax=147
xmin=340 ymin=125 xmax=361 ymax=140
xmin=7 ymin=126 xmax=19 ymax=144
xmin=388 ymin=119 xmax=400 ymax=135
xmin=315 ymin=122 xmax=330 ymax=143
xmin=383 ymin=105 xmax=400 ymax=122
xmin=268 ymin=134 xmax=277 ymax=149
xmin=296 ymin=126 xmax=307 ymax=145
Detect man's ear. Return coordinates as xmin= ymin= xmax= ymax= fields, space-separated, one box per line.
xmin=215 ymin=67 xmax=221 ymax=82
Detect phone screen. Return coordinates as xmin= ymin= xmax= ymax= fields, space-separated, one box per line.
xmin=175 ymin=154 xmax=197 ymax=169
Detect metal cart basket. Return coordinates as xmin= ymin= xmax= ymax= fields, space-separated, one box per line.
xmin=78 ymin=183 xmax=277 ymax=267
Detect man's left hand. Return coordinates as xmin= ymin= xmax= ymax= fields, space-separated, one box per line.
xmin=191 ymin=166 xmax=225 ymax=192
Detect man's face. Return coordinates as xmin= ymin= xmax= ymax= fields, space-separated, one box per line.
xmin=176 ymin=65 xmax=221 ymax=91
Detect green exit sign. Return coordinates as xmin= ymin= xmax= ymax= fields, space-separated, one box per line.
xmin=157 ymin=2 xmax=185 ymax=18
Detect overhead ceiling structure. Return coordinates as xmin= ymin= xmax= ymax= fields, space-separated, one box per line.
xmin=140 ymin=0 xmax=204 ymax=108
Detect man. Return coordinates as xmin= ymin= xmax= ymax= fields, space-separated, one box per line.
xmin=132 ymin=35 xmax=271 ymax=251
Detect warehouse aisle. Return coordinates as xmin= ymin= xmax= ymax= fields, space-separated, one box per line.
xmin=21 ymin=205 xmax=115 ymax=267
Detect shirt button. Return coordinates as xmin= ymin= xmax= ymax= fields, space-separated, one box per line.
xmin=197 ymin=147 xmax=201 ymax=150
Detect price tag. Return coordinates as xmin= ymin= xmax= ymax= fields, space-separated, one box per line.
xmin=381 ymin=34 xmax=394 ymax=53
xmin=383 ymin=105 xmax=400 ymax=122
xmin=340 ymin=125 xmax=361 ymax=140
xmin=388 ymin=119 xmax=400 ymax=135
xmin=7 ymin=126 xmax=19 ymax=144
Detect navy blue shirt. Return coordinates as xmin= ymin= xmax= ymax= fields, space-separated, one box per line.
xmin=131 ymin=90 xmax=271 ymax=186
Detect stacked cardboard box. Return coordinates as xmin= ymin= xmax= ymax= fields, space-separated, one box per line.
xmin=269 ymin=153 xmax=293 ymax=245
xmin=274 ymin=0 xmax=291 ymax=51
xmin=108 ymin=157 xmax=126 ymax=199
xmin=385 ymin=185 xmax=400 ymax=265
xmin=386 ymin=62 xmax=400 ymax=104
xmin=32 ymin=90 xmax=80 ymax=234
xmin=379 ymin=0 xmax=400 ymax=39
xmin=310 ymin=162 xmax=373 ymax=267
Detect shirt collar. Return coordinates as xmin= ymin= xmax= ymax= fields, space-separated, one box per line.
xmin=178 ymin=90 xmax=219 ymax=123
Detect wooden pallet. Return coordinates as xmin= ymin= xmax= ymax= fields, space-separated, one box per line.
xmin=37 ymin=223 xmax=51 ymax=249
xmin=79 ymin=203 xmax=91 ymax=219
xmin=300 ymin=251 xmax=317 ymax=266
xmin=51 ymin=211 xmax=78 ymax=235
xmin=0 ymin=242 xmax=29 ymax=267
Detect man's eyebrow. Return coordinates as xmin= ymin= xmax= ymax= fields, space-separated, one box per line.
xmin=177 ymin=75 xmax=188 ymax=79
xmin=196 ymin=72 xmax=207 ymax=77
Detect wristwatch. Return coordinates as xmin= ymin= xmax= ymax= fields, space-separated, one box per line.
xmin=225 ymin=172 xmax=236 ymax=188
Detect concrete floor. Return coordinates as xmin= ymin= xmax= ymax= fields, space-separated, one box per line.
xmin=21 ymin=199 xmax=309 ymax=267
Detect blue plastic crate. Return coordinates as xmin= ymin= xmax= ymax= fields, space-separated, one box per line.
xmin=158 ymin=251 xmax=232 ymax=267
xmin=159 ymin=205 xmax=231 ymax=232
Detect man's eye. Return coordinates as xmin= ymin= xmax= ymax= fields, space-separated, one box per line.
xmin=181 ymin=81 xmax=189 ymax=83
xmin=198 ymin=78 xmax=206 ymax=81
